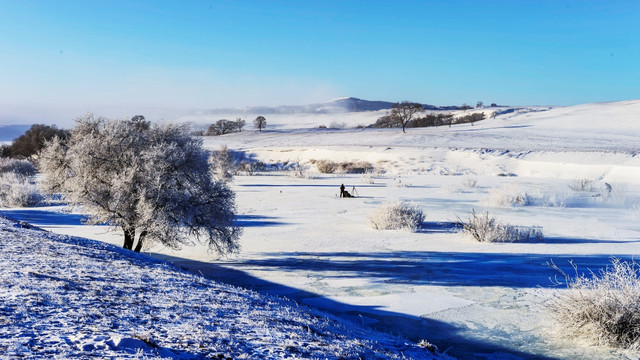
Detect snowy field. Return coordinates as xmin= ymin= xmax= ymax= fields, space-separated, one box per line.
xmin=2 ymin=99 xmax=640 ymax=359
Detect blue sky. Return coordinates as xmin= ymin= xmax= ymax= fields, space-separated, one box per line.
xmin=0 ymin=0 xmax=638 ymax=122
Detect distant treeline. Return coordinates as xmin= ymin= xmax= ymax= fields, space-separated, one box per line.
xmin=369 ymin=112 xmax=486 ymax=129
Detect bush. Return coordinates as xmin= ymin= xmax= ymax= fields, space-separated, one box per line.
xmin=484 ymin=184 xmax=568 ymax=208
xmin=239 ymin=161 xmax=265 ymax=176
xmin=369 ymin=201 xmax=425 ymax=232
xmin=0 ymin=144 xmax=10 ymax=158
xmin=328 ymin=121 xmax=347 ymax=129
xmin=370 ymin=115 xmax=401 ymax=128
xmin=484 ymin=184 xmax=531 ymax=207
xmin=569 ymin=178 xmax=596 ymax=192
xmin=314 ymin=160 xmax=373 ymax=174
xmin=0 ymin=158 xmax=37 ymax=177
xmin=444 ymin=177 xmax=479 ymax=193
xmin=407 ymin=113 xmax=453 ymax=128
xmin=360 ymin=170 xmax=377 ymax=184
xmin=315 ymin=160 xmax=338 ymax=174
xmin=210 ymin=145 xmax=238 ymax=182
xmin=549 ymin=258 xmax=640 ymax=350
xmin=460 ymin=209 xmax=542 ymax=242
xmin=288 ymin=158 xmax=311 ymax=179
xmin=337 ymin=161 xmax=373 ymax=174
xmin=455 ymin=112 xmax=486 ymax=125
xmin=0 ymin=172 xmax=43 ymax=207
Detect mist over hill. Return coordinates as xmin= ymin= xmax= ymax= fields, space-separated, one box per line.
xmin=197 ymin=97 xmax=462 ymax=115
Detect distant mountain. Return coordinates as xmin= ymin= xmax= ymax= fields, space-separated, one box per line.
xmin=198 ymin=97 xmax=461 ymax=115
xmin=0 ymin=124 xmax=31 ymax=142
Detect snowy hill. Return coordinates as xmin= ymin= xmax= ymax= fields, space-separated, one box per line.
xmin=0 ymin=215 xmax=440 ymax=359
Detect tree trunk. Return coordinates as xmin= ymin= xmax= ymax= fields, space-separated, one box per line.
xmin=133 ymin=230 xmax=148 ymax=253
xmin=123 ymin=227 xmax=135 ymax=250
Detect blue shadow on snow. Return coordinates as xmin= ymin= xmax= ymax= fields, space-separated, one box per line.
xmin=0 ymin=209 xmax=89 ymax=226
xmin=152 ymin=251 xmax=569 ymax=360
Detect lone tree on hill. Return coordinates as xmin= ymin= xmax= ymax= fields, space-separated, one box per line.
xmin=390 ymin=101 xmax=424 ymax=133
xmin=39 ymin=114 xmax=241 ymax=253
xmin=254 ymin=116 xmax=266 ymax=132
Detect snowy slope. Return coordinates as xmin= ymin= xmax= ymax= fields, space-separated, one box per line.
xmin=3 ymin=98 xmax=640 ymax=359
xmin=0 ymin=215 xmax=441 ymax=359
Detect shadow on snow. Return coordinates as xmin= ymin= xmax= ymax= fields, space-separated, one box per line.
xmin=0 ymin=209 xmax=90 ymax=226
xmin=235 ymin=214 xmax=290 ymax=227
xmin=152 ymin=252 xmax=566 ymax=360
xmin=217 ymin=251 xmax=626 ymax=289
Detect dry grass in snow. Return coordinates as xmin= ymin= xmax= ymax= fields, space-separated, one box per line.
xmin=549 ymin=258 xmax=640 ymax=351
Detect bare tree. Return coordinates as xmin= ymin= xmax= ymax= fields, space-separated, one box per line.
xmin=476 ymin=101 xmax=483 ymax=108
xmin=390 ymin=101 xmax=424 ymax=133
xmin=39 ymin=114 xmax=241 ymax=253
xmin=254 ymin=116 xmax=266 ymax=132
xmin=206 ymin=119 xmax=238 ymax=136
xmin=235 ymin=118 xmax=246 ymax=132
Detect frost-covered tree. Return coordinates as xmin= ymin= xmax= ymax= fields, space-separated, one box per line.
xmin=39 ymin=114 xmax=241 ymax=253
xmin=254 ymin=116 xmax=266 ymax=132
xmin=390 ymin=101 xmax=424 ymax=133
xmin=210 ymin=145 xmax=237 ymax=182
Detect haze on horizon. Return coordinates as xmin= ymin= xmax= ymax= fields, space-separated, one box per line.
xmin=0 ymin=0 xmax=638 ymax=125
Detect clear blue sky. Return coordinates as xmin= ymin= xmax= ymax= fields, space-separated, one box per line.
xmin=0 ymin=0 xmax=638 ymax=122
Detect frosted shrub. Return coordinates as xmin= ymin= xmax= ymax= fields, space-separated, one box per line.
xmin=328 ymin=121 xmax=347 ymax=129
xmin=315 ymin=160 xmax=337 ymax=174
xmin=0 ymin=172 xmax=43 ymax=207
xmin=0 ymin=158 xmax=36 ymax=177
xmin=462 ymin=177 xmax=478 ymax=190
xmin=210 ymin=145 xmax=238 ymax=182
xmin=569 ymin=178 xmax=596 ymax=192
xmin=535 ymin=191 xmax=568 ymax=208
xmin=369 ymin=201 xmax=425 ymax=232
xmin=484 ymin=184 xmax=530 ymax=207
xmin=338 ymin=161 xmax=373 ymax=174
xmin=360 ymin=170 xmax=376 ymax=184
xmin=239 ymin=161 xmax=265 ymax=176
xmin=460 ymin=209 xmax=543 ymax=243
xmin=445 ymin=177 xmax=479 ymax=193
xmin=549 ymin=258 xmax=640 ymax=350
xmin=289 ymin=159 xmax=311 ymax=179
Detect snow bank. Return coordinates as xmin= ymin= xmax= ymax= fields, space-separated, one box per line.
xmin=0 ymin=216 xmax=441 ymax=359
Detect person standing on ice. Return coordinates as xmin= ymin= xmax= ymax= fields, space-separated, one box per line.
xmin=340 ymin=184 xmax=345 ymax=198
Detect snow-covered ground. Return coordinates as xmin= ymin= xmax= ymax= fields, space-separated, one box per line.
xmin=2 ymin=99 xmax=640 ymax=359
xmin=0 ymin=216 xmax=439 ymax=359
